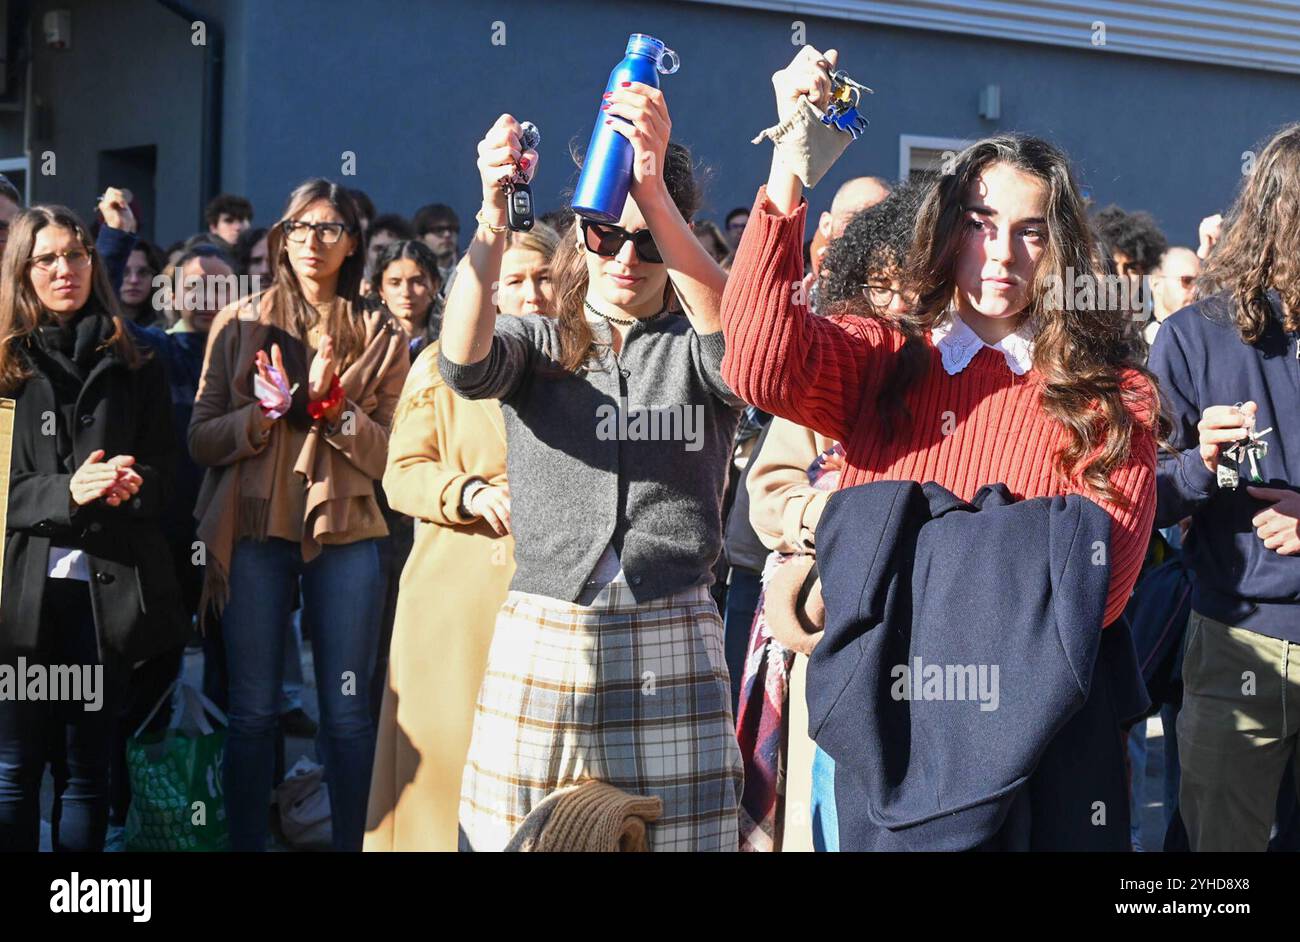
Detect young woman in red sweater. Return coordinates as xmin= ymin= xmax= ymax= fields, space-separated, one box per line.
xmin=721 ymin=45 xmax=1162 ymax=636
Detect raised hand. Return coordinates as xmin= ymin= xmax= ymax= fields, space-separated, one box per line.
xmin=253 ymin=342 xmax=292 ymax=420
xmin=476 ymin=114 xmax=539 ymax=221
xmin=772 ymin=45 xmax=839 ymax=124
xmin=98 ymin=187 xmax=137 ymax=234
xmin=601 ymin=82 xmax=670 ymax=200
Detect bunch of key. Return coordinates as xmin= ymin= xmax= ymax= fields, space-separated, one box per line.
xmin=1217 ymin=403 xmax=1273 ymax=489
xmin=820 ymin=70 xmax=873 ymax=140
xmin=506 ymin=121 xmax=540 ymax=232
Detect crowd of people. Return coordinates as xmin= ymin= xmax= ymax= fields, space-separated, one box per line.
xmin=0 ymin=43 xmax=1296 ymax=853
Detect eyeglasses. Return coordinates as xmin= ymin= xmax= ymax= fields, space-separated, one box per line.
xmin=861 ymin=281 xmax=902 ymax=307
xmin=581 ymin=220 xmax=663 ymax=264
xmin=281 ymin=220 xmax=353 ymax=244
xmin=28 ymin=249 xmax=92 ymax=273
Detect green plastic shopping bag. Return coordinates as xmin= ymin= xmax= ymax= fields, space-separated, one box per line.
xmin=125 ymin=680 xmax=229 ymax=852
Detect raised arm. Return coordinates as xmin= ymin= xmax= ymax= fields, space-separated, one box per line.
xmin=720 ymin=46 xmax=898 ymax=443
xmin=438 ymin=114 xmax=539 ymax=401
xmin=603 ymin=81 xmax=727 ymax=336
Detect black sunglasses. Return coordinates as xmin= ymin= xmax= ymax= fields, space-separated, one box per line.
xmin=581 ymin=220 xmax=663 ymax=264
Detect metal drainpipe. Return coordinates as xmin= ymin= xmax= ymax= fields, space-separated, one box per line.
xmin=156 ymin=0 xmax=224 ymax=230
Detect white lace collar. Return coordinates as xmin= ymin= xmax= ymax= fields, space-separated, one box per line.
xmin=930 ymin=312 xmax=1036 ymax=376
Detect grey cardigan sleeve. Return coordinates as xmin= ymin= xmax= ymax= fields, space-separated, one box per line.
xmin=694 ymin=329 xmax=746 ymax=408
xmin=438 ymin=317 xmax=535 ymax=401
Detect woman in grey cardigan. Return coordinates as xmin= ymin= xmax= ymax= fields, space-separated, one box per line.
xmin=439 ymin=93 xmax=744 ymax=851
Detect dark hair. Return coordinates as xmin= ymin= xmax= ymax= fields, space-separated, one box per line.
xmin=819 ymin=178 xmax=926 ymax=310
xmin=204 ymin=193 xmax=254 ymax=228
xmin=0 ymin=205 xmax=145 ymax=392
xmin=233 ymin=226 xmax=268 ymax=275
xmin=0 ymin=173 xmax=21 ymax=207
xmin=724 ymin=206 xmax=749 ymax=228
xmin=370 ymin=239 xmax=444 ymax=340
xmin=897 ymin=134 xmax=1165 ymax=505
xmin=1093 ymin=205 xmax=1168 ymax=274
xmin=126 ymin=239 xmax=166 ymax=279
xmin=1199 ymin=121 xmax=1300 ymax=344
xmin=412 ymin=203 xmax=460 ymax=235
xmin=368 ymin=213 xmax=416 ymax=242
xmin=174 ymin=241 xmax=235 ymax=272
xmin=264 ymin=178 xmax=368 ymax=368
xmin=347 ymin=188 xmax=376 ymax=229
xmin=550 ymin=140 xmax=702 ymax=372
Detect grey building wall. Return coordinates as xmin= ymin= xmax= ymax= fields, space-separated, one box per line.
xmin=19 ymin=0 xmax=1300 ymax=247
xmin=25 ymin=0 xmax=207 ymax=241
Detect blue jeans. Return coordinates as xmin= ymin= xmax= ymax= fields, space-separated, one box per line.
xmin=0 ymin=580 xmax=122 ymax=851
xmin=222 ymin=538 xmax=382 ymax=851
xmin=811 ymin=745 xmax=839 ymax=851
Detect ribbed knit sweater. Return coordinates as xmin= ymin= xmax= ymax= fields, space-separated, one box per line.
xmin=720 ymin=188 xmax=1157 ymax=627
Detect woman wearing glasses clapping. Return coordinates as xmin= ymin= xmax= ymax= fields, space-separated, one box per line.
xmin=441 ymin=93 xmax=745 ymax=852
xmin=0 ymin=206 xmax=185 ymax=851
xmin=189 ymin=179 xmax=409 ymax=852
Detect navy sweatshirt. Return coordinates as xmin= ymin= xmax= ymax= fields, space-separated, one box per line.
xmin=1148 ymin=291 xmax=1300 ymax=641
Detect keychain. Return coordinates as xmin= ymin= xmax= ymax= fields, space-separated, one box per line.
xmin=505 ymin=121 xmax=540 ymax=232
xmin=1217 ymin=402 xmax=1273 ymax=489
xmin=821 ymin=69 xmax=873 ymax=140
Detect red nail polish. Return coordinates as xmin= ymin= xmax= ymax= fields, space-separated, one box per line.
xmin=519 ymin=155 xmax=531 ymax=169
xmin=620 ymin=81 xmax=631 ymax=87
xmin=602 ymin=91 xmax=612 ymax=98
xmin=601 ymin=103 xmax=610 ymax=111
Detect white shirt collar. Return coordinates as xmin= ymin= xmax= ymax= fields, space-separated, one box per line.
xmin=930 ymin=312 xmax=1036 ymax=376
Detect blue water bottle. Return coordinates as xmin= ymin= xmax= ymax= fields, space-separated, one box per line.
xmin=572 ymin=33 xmax=680 ymax=224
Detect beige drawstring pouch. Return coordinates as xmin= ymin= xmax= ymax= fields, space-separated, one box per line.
xmin=752 ymin=96 xmax=852 ymax=189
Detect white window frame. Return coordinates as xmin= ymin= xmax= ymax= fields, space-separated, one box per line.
xmin=899 ymin=134 xmax=970 ymax=180
xmin=0 ymin=156 xmax=31 ymax=204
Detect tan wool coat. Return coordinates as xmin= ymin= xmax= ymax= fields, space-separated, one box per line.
xmin=364 ymin=342 xmax=515 ymax=852
xmin=188 ymin=289 xmax=411 ymax=617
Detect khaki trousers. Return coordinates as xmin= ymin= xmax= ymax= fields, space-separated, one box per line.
xmin=1178 ymin=610 xmax=1300 ymax=851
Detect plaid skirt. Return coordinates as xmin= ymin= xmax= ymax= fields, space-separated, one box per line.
xmin=459 ymin=583 xmax=743 ymax=852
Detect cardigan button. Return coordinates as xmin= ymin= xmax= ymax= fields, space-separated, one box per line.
xmin=94 ymin=571 xmax=115 ymax=585
xmin=79 ymin=414 xmax=95 ymax=428
xmin=89 ymin=522 xmax=103 ymax=534
xmin=631 ymin=576 xmax=643 ymax=586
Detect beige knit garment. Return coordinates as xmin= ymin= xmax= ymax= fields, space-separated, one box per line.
xmin=534 ymin=781 xmax=664 ymax=853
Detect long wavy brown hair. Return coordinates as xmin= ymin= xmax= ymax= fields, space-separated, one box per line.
xmin=885 ymin=135 xmax=1166 ymax=505
xmin=1198 ymin=122 xmax=1300 ymax=344
xmin=0 ymin=205 xmax=144 ymax=394
xmin=263 ymin=178 xmax=368 ymax=370
xmin=550 ymin=141 xmax=701 ymax=372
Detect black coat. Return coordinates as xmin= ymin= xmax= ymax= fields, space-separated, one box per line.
xmin=2 ymin=330 xmax=187 ymax=669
